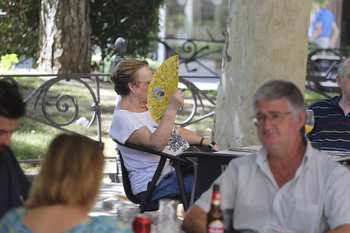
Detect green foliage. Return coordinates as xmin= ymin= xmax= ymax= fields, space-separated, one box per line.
xmin=305 ymin=91 xmax=338 ymax=107
xmin=0 ymin=0 xmax=40 ymax=60
xmin=313 ymin=0 xmax=327 ymax=5
xmin=12 ymin=129 xmax=55 ymax=160
xmin=0 ymin=0 xmax=166 ymax=63
xmin=312 ymin=0 xmax=335 ymax=8
xmin=0 ymin=54 xmax=19 ymax=70
xmin=90 ymin=0 xmax=166 ymax=59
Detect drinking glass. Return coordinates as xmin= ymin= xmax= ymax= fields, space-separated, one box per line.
xmin=117 ymin=204 xmax=140 ymax=233
xmin=305 ymin=109 xmax=315 ymax=134
xmin=156 ymin=199 xmax=180 ymax=233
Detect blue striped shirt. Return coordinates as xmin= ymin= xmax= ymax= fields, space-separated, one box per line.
xmin=308 ymin=95 xmax=350 ymax=151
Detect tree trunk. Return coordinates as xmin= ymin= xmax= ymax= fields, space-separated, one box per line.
xmin=37 ymin=0 xmax=91 ymax=73
xmin=212 ymin=0 xmax=312 ymax=149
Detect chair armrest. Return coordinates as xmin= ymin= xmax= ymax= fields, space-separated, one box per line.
xmin=113 ymin=139 xmax=193 ymax=210
xmin=114 ymin=139 xmax=193 ymax=166
xmin=179 ymin=151 xmax=242 ymax=158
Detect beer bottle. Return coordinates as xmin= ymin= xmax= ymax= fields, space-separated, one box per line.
xmin=207 ymin=184 xmax=224 ymax=233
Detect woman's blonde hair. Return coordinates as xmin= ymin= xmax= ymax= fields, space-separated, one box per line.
xmin=28 ymin=133 xmax=105 ymax=209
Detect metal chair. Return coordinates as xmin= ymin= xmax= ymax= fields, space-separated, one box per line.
xmin=179 ymin=151 xmax=245 ymax=233
xmin=114 ymin=139 xmax=195 ymax=213
xmin=179 ymin=152 xmax=244 ymax=196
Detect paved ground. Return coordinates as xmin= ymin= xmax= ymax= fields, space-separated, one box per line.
xmin=89 ymin=160 xmax=128 ymax=216
xmin=90 ymin=182 xmax=131 ymax=217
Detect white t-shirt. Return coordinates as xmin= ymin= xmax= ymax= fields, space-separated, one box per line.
xmin=109 ymin=104 xmax=189 ymax=195
xmin=195 ymin=142 xmax=350 ymax=233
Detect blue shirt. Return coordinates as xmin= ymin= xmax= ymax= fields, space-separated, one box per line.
xmin=0 ymin=207 xmax=121 ymax=232
xmin=308 ymin=95 xmax=350 ymax=151
xmin=310 ymin=8 xmax=335 ymax=38
xmin=0 ymin=149 xmax=31 ymax=218
xmin=195 ymin=142 xmax=350 ymax=233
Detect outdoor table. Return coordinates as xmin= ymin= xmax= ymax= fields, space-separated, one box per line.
xmin=320 ymin=150 xmax=350 ymax=165
xmin=219 ymin=145 xmax=350 ymax=164
xmin=191 ymin=145 xmax=350 ymax=203
xmin=194 ymin=148 xmax=254 ymax=196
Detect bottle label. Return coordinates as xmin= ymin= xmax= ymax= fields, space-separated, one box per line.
xmin=213 ymin=192 xmax=220 ymax=200
xmin=212 ymin=199 xmax=220 ymax=205
xmin=208 ymin=220 xmax=224 ymax=233
xmin=212 ymin=192 xmax=221 ymax=205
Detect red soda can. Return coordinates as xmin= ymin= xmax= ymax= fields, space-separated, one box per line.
xmin=132 ymin=214 xmax=151 ymax=233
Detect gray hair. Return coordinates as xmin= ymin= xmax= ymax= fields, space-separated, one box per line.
xmin=337 ymin=58 xmax=350 ymax=79
xmin=253 ymin=80 xmax=305 ymax=118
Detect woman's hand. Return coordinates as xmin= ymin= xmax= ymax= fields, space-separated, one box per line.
xmin=166 ymin=88 xmax=185 ymax=115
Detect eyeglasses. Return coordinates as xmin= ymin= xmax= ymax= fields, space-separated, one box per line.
xmin=251 ymin=112 xmax=291 ymax=126
xmin=134 ymin=81 xmax=150 ymax=85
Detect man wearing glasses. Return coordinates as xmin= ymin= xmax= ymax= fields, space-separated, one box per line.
xmin=182 ymin=80 xmax=350 ymax=233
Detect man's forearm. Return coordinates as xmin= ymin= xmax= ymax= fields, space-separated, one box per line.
xmin=182 ymin=205 xmax=207 ymax=233
xmin=328 ymin=23 xmax=340 ymax=48
xmin=309 ymin=22 xmax=322 ymax=42
xmin=328 ymin=224 xmax=350 ymax=232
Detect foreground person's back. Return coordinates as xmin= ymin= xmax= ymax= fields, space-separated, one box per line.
xmin=0 ymin=133 xmax=121 ymax=232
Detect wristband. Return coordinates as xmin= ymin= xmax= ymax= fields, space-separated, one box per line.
xmin=208 ymin=141 xmax=216 ymax=149
xmin=199 ymin=138 xmax=205 ymax=146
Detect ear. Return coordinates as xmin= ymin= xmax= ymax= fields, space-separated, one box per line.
xmin=297 ymin=110 xmax=306 ymax=130
xmin=336 ymin=75 xmax=342 ymax=88
xmin=128 ymin=82 xmax=134 ymax=93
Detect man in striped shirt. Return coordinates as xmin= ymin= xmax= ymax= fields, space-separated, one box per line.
xmin=308 ymin=58 xmax=350 ymax=151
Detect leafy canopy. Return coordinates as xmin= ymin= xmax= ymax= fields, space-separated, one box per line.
xmin=0 ymin=0 xmax=166 ymax=62
xmin=90 ymin=0 xmax=166 ymax=60
xmin=0 ymin=54 xmax=19 ymax=70
xmin=0 ymin=0 xmax=40 ymax=60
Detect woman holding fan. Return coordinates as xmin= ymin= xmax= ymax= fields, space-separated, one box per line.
xmin=109 ymin=59 xmax=219 ymax=202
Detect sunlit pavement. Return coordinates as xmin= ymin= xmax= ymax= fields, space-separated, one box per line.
xmin=89 ymin=182 xmax=134 ymax=217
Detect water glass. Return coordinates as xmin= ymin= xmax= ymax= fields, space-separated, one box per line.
xmin=156 ymin=199 xmax=180 ymax=233
xmin=117 ymin=204 xmax=140 ymax=233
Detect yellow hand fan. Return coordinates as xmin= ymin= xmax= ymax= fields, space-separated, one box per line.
xmin=147 ymin=55 xmax=179 ymax=124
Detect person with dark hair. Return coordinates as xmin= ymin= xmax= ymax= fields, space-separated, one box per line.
xmin=0 ymin=79 xmax=31 ymax=219
xmin=308 ymin=58 xmax=350 ymax=151
xmin=0 ymin=133 xmax=121 ymax=232
xmin=182 ymin=80 xmax=350 ymax=233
